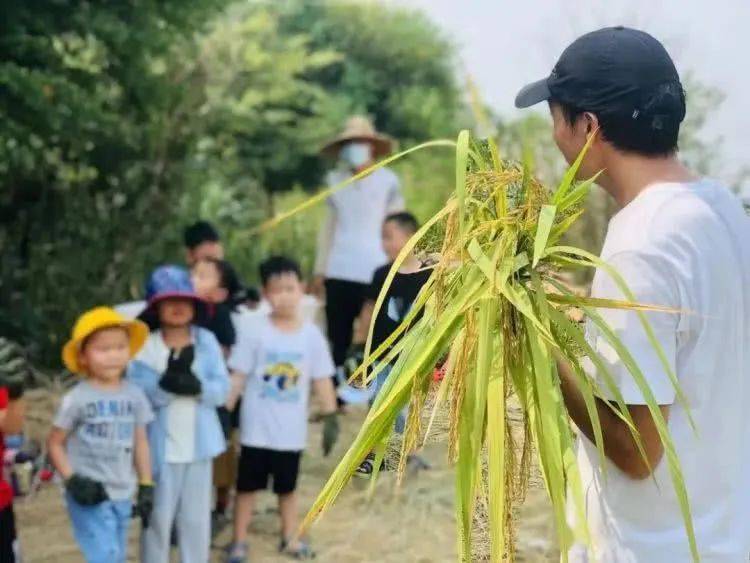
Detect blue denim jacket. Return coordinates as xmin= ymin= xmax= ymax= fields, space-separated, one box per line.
xmin=126 ymin=326 xmax=229 ymax=480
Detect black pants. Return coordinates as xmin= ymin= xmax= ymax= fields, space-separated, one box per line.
xmin=324 ymin=278 xmax=368 ymax=370
xmin=0 ymin=505 xmax=17 ymax=563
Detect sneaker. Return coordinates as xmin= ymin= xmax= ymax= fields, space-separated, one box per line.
xmin=354 ymin=451 xmax=377 ymax=479
xmin=225 ymin=541 xmax=249 ymax=563
xmin=279 ymin=538 xmax=316 ymax=560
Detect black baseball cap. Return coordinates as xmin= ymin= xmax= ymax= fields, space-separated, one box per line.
xmin=515 ymin=27 xmax=684 ymax=117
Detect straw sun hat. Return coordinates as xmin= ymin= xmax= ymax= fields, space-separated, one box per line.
xmin=320 ymin=115 xmax=394 ymax=159
xmin=62 ymin=307 xmax=149 ymax=374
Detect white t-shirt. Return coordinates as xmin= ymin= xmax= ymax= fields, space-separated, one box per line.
xmin=137 ymin=331 xmax=197 ymax=464
xmin=324 ymin=166 xmax=403 ymax=283
xmin=568 ymin=180 xmax=750 ymax=562
xmin=229 ymin=314 xmax=335 ymax=451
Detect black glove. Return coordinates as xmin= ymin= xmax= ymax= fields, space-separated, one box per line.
xmin=0 ymin=337 xmax=29 ymax=399
xmin=135 ymin=483 xmax=154 ymax=528
xmin=159 ymin=346 xmax=202 ymax=396
xmin=321 ymin=412 xmax=339 ymax=456
xmin=66 ymin=474 xmax=108 ymax=506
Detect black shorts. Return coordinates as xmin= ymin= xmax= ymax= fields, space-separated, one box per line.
xmin=237 ymin=446 xmax=302 ymax=495
xmin=0 ymin=504 xmax=18 ymax=562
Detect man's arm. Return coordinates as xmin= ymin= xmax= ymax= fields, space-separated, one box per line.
xmin=558 ymin=357 xmax=669 ymax=479
xmin=353 ymin=300 xmax=375 ymax=345
xmin=312 ymin=205 xmax=337 ymax=297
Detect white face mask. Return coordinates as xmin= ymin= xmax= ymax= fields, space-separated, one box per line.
xmin=339 ymin=142 xmax=372 ymax=169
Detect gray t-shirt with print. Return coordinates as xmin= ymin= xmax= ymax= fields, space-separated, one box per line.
xmin=53 ymin=380 xmax=154 ymax=500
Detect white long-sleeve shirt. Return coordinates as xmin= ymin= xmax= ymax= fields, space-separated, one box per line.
xmin=314 ymin=166 xmax=404 ymax=284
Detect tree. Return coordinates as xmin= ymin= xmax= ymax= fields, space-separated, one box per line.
xmin=0 ymin=0 xmax=232 ymax=363
xmin=0 ymin=0 xmax=465 ymax=366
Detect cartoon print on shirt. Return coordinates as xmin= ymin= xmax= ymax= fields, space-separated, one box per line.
xmin=260 ymin=351 xmax=303 ymax=402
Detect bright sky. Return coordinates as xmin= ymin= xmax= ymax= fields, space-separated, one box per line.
xmin=395 ymin=0 xmax=750 ymax=191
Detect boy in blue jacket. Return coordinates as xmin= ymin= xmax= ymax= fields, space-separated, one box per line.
xmin=127 ymin=265 xmax=230 ymax=563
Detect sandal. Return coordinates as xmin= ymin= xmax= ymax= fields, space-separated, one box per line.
xmin=279 ymin=538 xmax=316 ymax=559
xmin=225 ymin=541 xmax=249 ymax=563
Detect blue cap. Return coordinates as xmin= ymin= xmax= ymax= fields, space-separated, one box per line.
xmin=144 ymin=265 xmax=198 ymax=303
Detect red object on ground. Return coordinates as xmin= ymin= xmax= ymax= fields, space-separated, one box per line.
xmin=0 ymin=387 xmax=13 ymax=510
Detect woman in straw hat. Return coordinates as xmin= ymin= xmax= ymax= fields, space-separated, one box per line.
xmin=312 ymin=115 xmax=405 ymax=390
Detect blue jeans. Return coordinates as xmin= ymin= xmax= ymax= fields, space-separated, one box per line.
xmin=370 ymin=364 xmax=408 ymax=434
xmin=66 ymin=494 xmax=132 ymax=563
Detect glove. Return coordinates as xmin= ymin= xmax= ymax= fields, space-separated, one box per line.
xmin=159 ymin=346 xmax=202 ymax=396
xmin=342 ymin=344 xmax=365 ymax=387
xmin=0 ymin=337 xmax=29 ymax=399
xmin=135 ymin=482 xmax=155 ymax=528
xmin=66 ymin=474 xmax=108 ymax=506
xmin=159 ymin=372 xmax=202 ymax=396
xmin=321 ymin=412 xmax=339 ymax=456
xmin=167 ymin=345 xmax=194 ymax=374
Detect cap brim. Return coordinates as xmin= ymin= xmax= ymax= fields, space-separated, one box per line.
xmin=514 ymin=78 xmax=551 ymax=108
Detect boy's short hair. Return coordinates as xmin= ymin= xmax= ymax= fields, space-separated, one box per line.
xmin=259 ymin=256 xmax=302 ymax=286
xmin=184 ymin=221 xmax=220 ymax=250
xmin=385 ymin=211 xmax=419 ymax=235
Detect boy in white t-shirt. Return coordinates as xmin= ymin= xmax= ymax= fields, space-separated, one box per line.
xmin=226 ymin=256 xmax=339 ymax=562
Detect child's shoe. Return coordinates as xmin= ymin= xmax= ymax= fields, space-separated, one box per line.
xmin=279 ymin=538 xmax=316 ymax=560
xmin=225 ymin=541 xmax=249 ymax=563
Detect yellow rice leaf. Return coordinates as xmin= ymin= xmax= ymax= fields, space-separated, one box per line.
xmin=250 ymin=139 xmax=456 ymax=234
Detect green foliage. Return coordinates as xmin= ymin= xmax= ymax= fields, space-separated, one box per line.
xmin=1 ymin=0 xmax=463 ymax=366
xmin=1 ymin=0 xmax=232 ymax=363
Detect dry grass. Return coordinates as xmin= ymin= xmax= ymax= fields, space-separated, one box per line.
xmin=15 ymin=388 xmax=557 ymax=562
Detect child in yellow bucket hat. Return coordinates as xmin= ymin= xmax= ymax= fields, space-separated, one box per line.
xmin=48 ymin=306 xmax=155 ymax=563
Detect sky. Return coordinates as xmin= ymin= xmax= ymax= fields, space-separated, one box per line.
xmin=394 ymin=0 xmax=750 ymax=192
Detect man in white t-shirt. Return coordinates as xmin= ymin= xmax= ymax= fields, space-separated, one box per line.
xmin=516 ymin=27 xmax=750 ymax=562
xmin=312 ymin=116 xmax=405 ymax=378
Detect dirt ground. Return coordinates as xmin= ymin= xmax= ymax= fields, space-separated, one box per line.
xmin=15 ymin=391 xmax=558 ymax=562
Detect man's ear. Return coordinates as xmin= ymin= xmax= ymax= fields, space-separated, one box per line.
xmin=583 ymin=112 xmax=600 ymax=137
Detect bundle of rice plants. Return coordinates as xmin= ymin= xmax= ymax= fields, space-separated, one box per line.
xmin=295 ymin=130 xmax=697 ymax=562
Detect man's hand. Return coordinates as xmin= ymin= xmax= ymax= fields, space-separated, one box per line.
xmin=66 ymin=474 xmax=108 ymax=506
xmin=321 ymin=412 xmax=339 ymax=456
xmin=0 ymin=337 xmax=29 ymax=399
xmin=159 ymin=347 xmax=202 ymax=396
xmin=135 ymin=482 xmax=155 ymax=528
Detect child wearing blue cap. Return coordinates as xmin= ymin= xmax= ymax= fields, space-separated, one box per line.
xmin=127 ymin=265 xmax=230 ymax=563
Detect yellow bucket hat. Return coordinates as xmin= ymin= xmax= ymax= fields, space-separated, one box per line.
xmin=62 ymin=306 xmax=149 ymax=374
